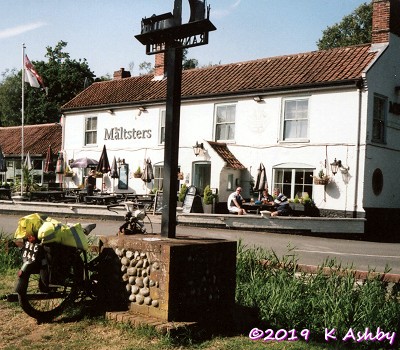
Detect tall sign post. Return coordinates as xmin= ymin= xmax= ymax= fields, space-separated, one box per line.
xmin=136 ymin=0 xmax=216 ymax=238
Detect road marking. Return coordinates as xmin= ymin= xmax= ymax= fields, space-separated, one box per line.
xmin=294 ymin=249 xmax=400 ymax=260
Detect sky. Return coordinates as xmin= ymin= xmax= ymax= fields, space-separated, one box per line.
xmin=0 ymin=0 xmax=368 ymax=79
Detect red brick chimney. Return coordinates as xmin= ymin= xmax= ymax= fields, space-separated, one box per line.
xmin=154 ymin=53 xmax=166 ymax=77
xmin=113 ymin=68 xmax=131 ymax=80
xmin=372 ymin=0 xmax=400 ymax=44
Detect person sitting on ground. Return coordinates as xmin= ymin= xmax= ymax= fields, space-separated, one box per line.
xmin=260 ymin=189 xmax=274 ymax=205
xmin=271 ymin=190 xmax=290 ymax=217
xmin=227 ymin=187 xmax=247 ymax=215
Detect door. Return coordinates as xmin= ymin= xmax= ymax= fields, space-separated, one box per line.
xmin=192 ymin=161 xmax=211 ymax=193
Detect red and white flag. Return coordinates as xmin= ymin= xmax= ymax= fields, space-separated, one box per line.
xmin=24 ymin=55 xmax=44 ymax=88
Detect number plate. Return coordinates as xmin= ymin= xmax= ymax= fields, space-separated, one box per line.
xmin=22 ymin=241 xmax=40 ymax=263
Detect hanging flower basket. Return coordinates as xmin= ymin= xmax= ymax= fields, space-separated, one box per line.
xmin=134 ymin=172 xmax=142 ymax=178
xmin=313 ymin=176 xmax=330 ymax=185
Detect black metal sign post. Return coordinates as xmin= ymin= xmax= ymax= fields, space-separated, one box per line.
xmin=136 ymin=0 xmax=215 ymax=238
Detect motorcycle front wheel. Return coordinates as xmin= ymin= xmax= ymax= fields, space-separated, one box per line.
xmin=17 ymin=258 xmax=83 ymax=322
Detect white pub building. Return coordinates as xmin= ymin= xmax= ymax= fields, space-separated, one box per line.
xmin=62 ymin=0 xmax=400 ymax=240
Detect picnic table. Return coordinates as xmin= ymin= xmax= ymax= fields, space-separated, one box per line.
xmin=29 ymin=190 xmax=66 ymax=202
xmin=0 ymin=188 xmax=11 ymax=199
xmin=241 ymin=203 xmax=275 ymax=214
xmin=85 ymin=194 xmax=118 ymax=205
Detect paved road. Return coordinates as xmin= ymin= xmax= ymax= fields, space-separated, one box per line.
xmin=1 ymin=213 xmax=400 ymax=274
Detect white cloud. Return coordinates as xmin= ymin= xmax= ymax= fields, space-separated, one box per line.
xmin=213 ymin=0 xmax=242 ymax=19
xmin=0 ymin=21 xmax=47 ymax=39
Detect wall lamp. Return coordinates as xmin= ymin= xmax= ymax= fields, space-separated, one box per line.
xmin=192 ymin=141 xmax=204 ymax=156
xmin=330 ymin=158 xmax=349 ymax=175
xmin=137 ymin=106 xmax=147 ymax=116
xmin=253 ymin=96 xmax=264 ymax=103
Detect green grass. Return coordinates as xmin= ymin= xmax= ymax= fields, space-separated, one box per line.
xmin=1 ymin=236 xmax=399 ymax=349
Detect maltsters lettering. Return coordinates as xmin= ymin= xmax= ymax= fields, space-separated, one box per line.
xmin=104 ymin=127 xmax=152 ymax=140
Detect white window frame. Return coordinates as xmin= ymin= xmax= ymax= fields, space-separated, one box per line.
xmin=281 ymin=97 xmax=309 ymax=142
xmin=273 ymin=166 xmax=314 ymax=199
xmin=214 ymin=103 xmax=236 ymax=142
xmin=159 ymin=110 xmax=166 ymax=145
xmin=372 ymin=94 xmax=386 ymax=143
xmin=84 ymin=116 xmax=97 ymax=146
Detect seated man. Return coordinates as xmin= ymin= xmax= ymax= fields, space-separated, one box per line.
xmin=227 ymin=187 xmax=247 ymax=215
xmin=260 ymin=189 xmax=274 ymax=205
xmin=271 ymin=191 xmax=290 ymax=217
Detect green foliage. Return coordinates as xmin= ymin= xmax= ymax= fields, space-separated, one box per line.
xmin=0 ymin=41 xmax=96 ymax=126
xmin=12 ymin=166 xmax=40 ymax=194
xmin=178 ymin=183 xmax=188 ymax=202
xmin=203 ymin=185 xmax=214 ymax=205
xmin=317 ymin=2 xmax=372 ymax=50
xmin=236 ymin=244 xmax=400 ymax=348
xmin=0 ymin=233 xmax=21 ymax=273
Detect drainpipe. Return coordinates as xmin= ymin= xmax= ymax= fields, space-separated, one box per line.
xmin=353 ymin=80 xmax=363 ymax=218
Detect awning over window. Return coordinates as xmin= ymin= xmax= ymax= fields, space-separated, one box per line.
xmin=206 ymin=141 xmax=246 ymax=170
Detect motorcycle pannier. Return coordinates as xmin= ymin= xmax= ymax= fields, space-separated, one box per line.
xmin=14 ymin=213 xmax=45 ymax=239
xmin=38 ymin=219 xmax=88 ymax=251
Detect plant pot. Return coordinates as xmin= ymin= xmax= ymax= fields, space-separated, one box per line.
xmin=134 ymin=173 xmax=142 ymax=178
xmin=313 ymin=177 xmax=329 ymax=185
xmin=203 ymin=203 xmax=213 ymax=214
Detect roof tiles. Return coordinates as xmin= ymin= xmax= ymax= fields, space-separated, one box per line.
xmin=62 ymin=44 xmax=377 ymax=111
xmin=0 ymin=123 xmax=62 ymax=156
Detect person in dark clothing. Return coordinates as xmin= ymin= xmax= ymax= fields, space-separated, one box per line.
xmin=271 ymin=191 xmax=290 ymax=216
xmin=85 ymin=169 xmax=96 ymax=198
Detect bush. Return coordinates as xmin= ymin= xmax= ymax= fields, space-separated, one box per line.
xmin=0 ymin=234 xmax=21 ymax=273
xmin=178 ymin=183 xmax=188 ymax=202
xmin=203 ymin=185 xmax=214 ymax=205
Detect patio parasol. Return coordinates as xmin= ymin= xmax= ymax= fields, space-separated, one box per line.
xmin=70 ymin=157 xmax=98 ymax=168
xmin=96 ymin=145 xmax=111 ymax=193
xmin=253 ymin=162 xmax=268 ymax=200
xmin=55 ymin=152 xmax=65 ymax=174
xmin=96 ymin=145 xmax=111 ymax=174
xmin=141 ymin=158 xmax=154 ymax=183
xmin=44 ymin=145 xmax=55 ymax=173
xmin=24 ymin=151 xmax=32 ymax=170
xmin=0 ymin=145 xmax=8 ymax=173
xmin=110 ymin=156 xmax=119 ymax=179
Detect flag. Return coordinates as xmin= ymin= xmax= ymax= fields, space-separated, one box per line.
xmin=24 ymin=55 xmax=44 ymax=88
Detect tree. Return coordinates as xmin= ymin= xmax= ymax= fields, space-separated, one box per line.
xmin=0 ymin=41 xmax=96 ymax=126
xmin=317 ymin=2 xmax=372 ymax=50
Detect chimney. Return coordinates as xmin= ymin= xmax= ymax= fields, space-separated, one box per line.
xmin=154 ymin=53 xmax=166 ymax=78
xmin=372 ymin=0 xmax=400 ymax=44
xmin=113 ymin=68 xmax=131 ymax=80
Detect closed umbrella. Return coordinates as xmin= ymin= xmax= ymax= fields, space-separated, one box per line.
xmin=0 ymin=145 xmax=7 ymax=173
xmin=24 ymin=151 xmax=32 ymax=170
xmin=96 ymin=145 xmax=111 ymax=193
xmin=70 ymin=157 xmax=98 ymax=168
xmin=253 ymin=162 xmax=268 ymax=200
xmin=110 ymin=156 xmax=119 ymax=179
xmin=55 ymin=152 xmax=65 ymax=174
xmin=141 ymin=158 xmax=154 ymax=183
xmin=44 ymin=145 xmax=55 ymax=173
xmin=96 ymin=145 xmax=111 ymax=174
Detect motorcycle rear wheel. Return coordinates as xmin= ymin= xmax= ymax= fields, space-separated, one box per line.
xmin=17 ymin=259 xmax=83 ymax=321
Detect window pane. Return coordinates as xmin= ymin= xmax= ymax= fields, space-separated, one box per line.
xmin=283 ymin=99 xmax=308 ymax=140
xmin=215 ymin=104 xmax=236 ymax=141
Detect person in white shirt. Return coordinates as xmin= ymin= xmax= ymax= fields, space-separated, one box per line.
xmin=227 ymin=187 xmax=247 ymax=215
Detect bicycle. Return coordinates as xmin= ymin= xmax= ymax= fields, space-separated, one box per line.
xmin=107 ymin=201 xmax=153 ymax=235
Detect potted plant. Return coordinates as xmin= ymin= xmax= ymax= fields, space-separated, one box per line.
xmin=203 ymin=185 xmax=215 ymax=214
xmin=64 ymin=166 xmax=74 ymax=177
xmin=177 ymin=183 xmax=187 ymax=207
xmin=134 ymin=166 xmax=142 ymax=178
xmin=313 ymin=169 xmax=330 ymax=185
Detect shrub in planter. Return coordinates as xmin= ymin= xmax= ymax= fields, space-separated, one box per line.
xmin=203 ymin=185 xmax=215 ymax=205
xmin=178 ymin=183 xmax=188 ymax=203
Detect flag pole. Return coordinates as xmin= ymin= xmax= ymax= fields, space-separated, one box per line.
xmin=21 ymin=44 xmax=25 ymax=197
